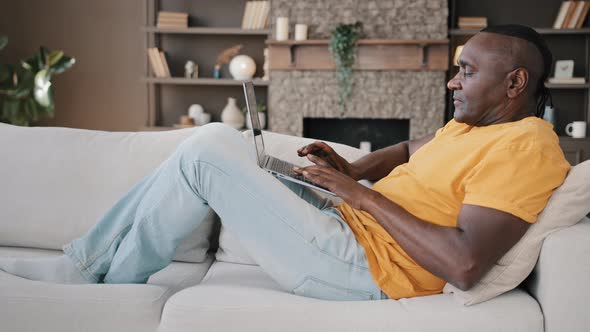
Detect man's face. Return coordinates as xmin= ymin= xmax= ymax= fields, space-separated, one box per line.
xmin=447 ymin=33 xmax=511 ymax=126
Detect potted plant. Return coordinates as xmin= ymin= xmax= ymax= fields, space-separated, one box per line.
xmin=0 ymin=35 xmax=75 ymax=126
xmin=329 ymin=21 xmax=363 ymax=117
xmin=242 ymin=102 xmax=267 ymax=129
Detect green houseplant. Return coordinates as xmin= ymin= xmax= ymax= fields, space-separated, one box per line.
xmin=329 ymin=21 xmax=363 ymax=116
xmin=0 ymin=35 xmax=75 ymax=126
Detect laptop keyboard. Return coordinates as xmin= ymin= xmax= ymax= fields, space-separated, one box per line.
xmin=267 ymin=157 xmax=316 ymax=185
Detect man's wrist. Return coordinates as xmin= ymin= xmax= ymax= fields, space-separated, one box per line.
xmin=348 ymin=163 xmax=363 ymax=181
xmin=359 ymin=188 xmax=381 ymax=211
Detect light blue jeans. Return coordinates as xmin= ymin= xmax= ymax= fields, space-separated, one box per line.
xmin=63 ymin=123 xmax=385 ymax=301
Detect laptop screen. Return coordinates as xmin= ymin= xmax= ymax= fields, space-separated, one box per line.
xmin=243 ymin=81 xmax=265 ymax=164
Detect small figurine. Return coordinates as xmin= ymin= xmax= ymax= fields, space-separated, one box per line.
xmin=184 ymin=60 xmax=197 ymax=79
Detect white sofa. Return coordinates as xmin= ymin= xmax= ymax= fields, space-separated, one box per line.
xmin=0 ymin=122 xmax=589 ymax=332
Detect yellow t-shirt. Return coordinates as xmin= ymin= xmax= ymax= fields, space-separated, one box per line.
xmin=336 ymin=117 xmax=570 ymax=300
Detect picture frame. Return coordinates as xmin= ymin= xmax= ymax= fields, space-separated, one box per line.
xmin=554 ymin=60 xmax=574 ymax=79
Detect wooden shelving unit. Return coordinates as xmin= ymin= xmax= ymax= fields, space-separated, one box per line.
xmin=142 ymin=77 xmax=270 ymax=86
xmin=545 ymin=83 xmax=590 ymax=89
xmin=266 ymin=39 xmax=449 ymax=71
xmin=142 ymin=0 xmax=270 ymax=130
xmin=142 ymin=26 xmax=271 ymax=35
xmin=448 ymin=0 xmax=590 ymax=164
xmin=450 ymin=28 xmax=590 ymax=35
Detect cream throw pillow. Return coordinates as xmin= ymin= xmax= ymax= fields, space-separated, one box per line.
xmin=444 ymin=160 xmax=590 ymax=305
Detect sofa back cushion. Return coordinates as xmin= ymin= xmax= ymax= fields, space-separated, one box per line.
xmin=216 ymin=130 xmax=370 ymax=265
xmin=0 ymin=123 xmax=214 ymax=263
xmin=444 ymin=160 xmax=590 ymax=305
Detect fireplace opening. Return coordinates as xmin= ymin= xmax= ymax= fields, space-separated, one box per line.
xmin=303 ymin=118 xmax=410 ymax=152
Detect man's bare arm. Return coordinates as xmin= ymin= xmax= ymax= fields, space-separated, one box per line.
xmin=350 ymin=133 xmax=435 ymax=181
xmin=361 ymin=195 xmax=530 ymax=290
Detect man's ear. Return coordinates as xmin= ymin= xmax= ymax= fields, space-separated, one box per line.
xmin=506 ymin=68 xmax=529 ymax=98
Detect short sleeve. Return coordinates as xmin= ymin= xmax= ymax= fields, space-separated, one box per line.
xmin=463 ymin=147 xmax=570 ymax=223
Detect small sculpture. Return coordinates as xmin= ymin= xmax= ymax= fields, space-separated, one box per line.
xmin=184 ymin=60 xmax=197 ymax=79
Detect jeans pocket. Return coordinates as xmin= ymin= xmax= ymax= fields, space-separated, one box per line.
xmin=292 ymin=276 xmax=374 ymax=301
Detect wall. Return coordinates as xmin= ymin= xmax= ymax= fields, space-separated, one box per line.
xmin=269 ymin=0 xmax=449 ymax=139
xmin=0 ymin=0 xmax=147 ymax=131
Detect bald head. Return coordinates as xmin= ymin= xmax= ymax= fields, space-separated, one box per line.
xmin=448 ymin=26 xmax=553 ymax=126
xmin=477 ymin=31 xmax=545 ymax=97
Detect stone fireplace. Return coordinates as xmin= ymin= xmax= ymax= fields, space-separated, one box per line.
xmin=268 ymin=0 xmax=449 ymax=143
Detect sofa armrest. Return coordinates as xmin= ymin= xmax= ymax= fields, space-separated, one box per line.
xmin=524 ymin=217 xmax=590 ymax=332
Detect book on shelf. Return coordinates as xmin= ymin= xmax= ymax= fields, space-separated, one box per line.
xmin=147 ymin=47 xmax=170 ymax=78
xmin=241 ymin=2 xmax=253 ymax=29
xmin=159 ymin=51 xmax=171 ymax=77
xmin=576 ymin=1 xmax=590 ymax=28
xmin=241 ymin=1 xmax=270 ymax=29
xmin=568 ymin=1 xmax=586 ymax=28
xmin=547 ymin=77 xmax=586 ymax=84
xmin=157 ymin=11 xmax=188 ymax=28
xmin=553 ymin=1 xmax=589 ymax=29
xmin=553 ymin=1 xmax=571 ymax=28
xmin=457 ymin=16 xmax=487 ymax=29
xmin=563 ymin=1 xmax=582 ymax=28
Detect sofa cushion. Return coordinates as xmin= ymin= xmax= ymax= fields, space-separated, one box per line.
xmin=215 ymin=130 xmax=370 ymax=265
xmin=0 ymin=246 xmax=213 ymax=332
xmin=0 ymin=123 xmax=215 ymax=263
xmin=158 ymin=261 xmax=543 ymax=332
xmin=444 ymin=160 xmax=590 ymax=305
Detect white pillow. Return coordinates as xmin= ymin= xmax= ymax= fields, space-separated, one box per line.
xmin=444 ymin=160 xmax=590 ymax=305
xmin=0 ymin=123 xmax=215 ymax=263
xmin=215 ymin=130 xmax=370 ymax=265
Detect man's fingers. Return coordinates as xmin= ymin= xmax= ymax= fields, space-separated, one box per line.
xmin=307 ymin=154 xmax=330 ymax=166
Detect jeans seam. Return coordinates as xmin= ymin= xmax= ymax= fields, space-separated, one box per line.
xmin=191 ymin=159 xmax=370 ymax=272
xmin=62 ymin=244 xmax=99 ymax=283
xmin=72 ymin=174 xmax=183 ymax=279
xmin=83 ymin=224 xmax=133 ymax=268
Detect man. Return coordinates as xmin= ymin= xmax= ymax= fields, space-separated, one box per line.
xmin=0 ymin=25 xmax=570 ymax=301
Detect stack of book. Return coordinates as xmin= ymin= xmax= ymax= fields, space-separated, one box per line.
xmin=457 ymin=16 xmax=487 ymax=30
xmin=157 ymin=11 xmax=189 ymax=28
xmin=553 ymin=1 xmax=590 ymax=29
xmin=147 ymin=47 xmax=171 ymax=78
xmin=241 ymin=1 xmax=270 ymax=30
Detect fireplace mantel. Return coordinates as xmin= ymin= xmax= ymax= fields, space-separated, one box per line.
xmin=266 ymin=39 xmax=449 ymax=71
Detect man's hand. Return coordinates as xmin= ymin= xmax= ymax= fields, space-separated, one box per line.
xmin=297 ymin=141 xmax=360 ymax=180
xmin=294 ymin=165 xmax=371 ymax=209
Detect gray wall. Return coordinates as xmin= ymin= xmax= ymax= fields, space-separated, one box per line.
xmin=0 ymin=0 xmax=147 ymax=131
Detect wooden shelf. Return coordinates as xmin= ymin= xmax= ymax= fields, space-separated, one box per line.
xmin=267 ymin=39 xmax=449 ymax=71
xmin=143 ymin=77 xmax=270 ymax=86
xmin=142 ymin=26 xmax=271 ymax=35
xmin=450 ymin=28 xmax=590 ymax=36
xmin=545 ymin=83 xmax=590 ymax=89
xmin=266 ymin=39 xmax=450 ymax=45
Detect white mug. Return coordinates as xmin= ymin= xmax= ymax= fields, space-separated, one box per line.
xmin=294 ymin=24 xmax=308 ymax=41
xmin=565 ymin=121 xmax=587 ymax=138
xmin=276 ymin=17 xmax=289 ymax=41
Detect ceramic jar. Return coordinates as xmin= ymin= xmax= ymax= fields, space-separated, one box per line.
xmin=221 ymin=97 xmax=244 ymax=129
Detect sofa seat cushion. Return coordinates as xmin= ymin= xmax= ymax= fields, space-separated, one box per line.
xmin=0 ymin=247 xmax=214 ymax=332
xmin=158 ymin=261 xmax=543 ymax=332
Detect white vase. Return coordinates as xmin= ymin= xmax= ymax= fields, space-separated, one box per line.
xmin=246 ymin=111 xmax=266 ymax=129
xmin=229 ymin=55 xmax=256 ymax=80
xmin=221 ymin=97 xmax=244 ymax=129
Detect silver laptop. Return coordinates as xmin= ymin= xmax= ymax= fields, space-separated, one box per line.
xmin=242 ymin=81 xmax=336 ymax=196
